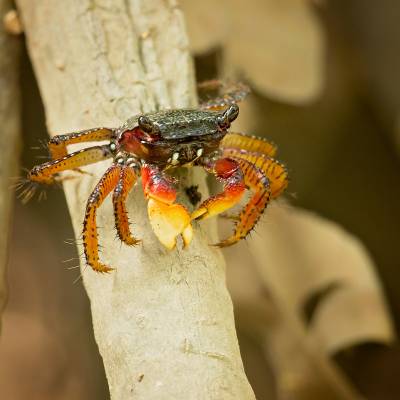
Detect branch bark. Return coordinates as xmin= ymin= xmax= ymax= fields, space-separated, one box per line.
xmin=16 ymin=1 xmax=255 ymax=399
xmin=0 ymin=2 xmax=21 ymax=332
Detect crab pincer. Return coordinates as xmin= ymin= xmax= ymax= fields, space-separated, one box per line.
xmin=141 ymin=164 xmax=193 ymax=249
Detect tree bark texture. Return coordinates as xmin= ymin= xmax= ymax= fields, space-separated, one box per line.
xmin=16 ymin=1 xmax=255 ymax=399
xmin=0 ymin=1 xmax=20 ymax=332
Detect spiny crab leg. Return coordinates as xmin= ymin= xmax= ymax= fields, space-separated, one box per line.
xmin=83 ymin=164 xmax=121 ymax=273
xmin=48 ymin=127 xmax=115 ymax=159
xmin=221 ymin=132 xmax=278 ymax=157
xmin=113 ymin=167 xmax=141 ymax=245
xmin=198 ymin=80 xmax=250 ymax=111
xmin=222 ymin=148 xmax=289 ymax=198
xmin=28 ymin=144 xmax=113 ymax=185
xmin=191 ymin=156 xmax=275 ymax=247
xmin=141 ymin=164 xmax=192 ymax=250
xmin=215 ymin=159 xmax=271 ymax=247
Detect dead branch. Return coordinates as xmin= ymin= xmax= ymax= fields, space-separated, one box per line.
xmin=15 ymin=1 xmax=255 ymax=398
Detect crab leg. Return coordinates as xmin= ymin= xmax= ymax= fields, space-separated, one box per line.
xmin=198 ymin=80 xmax=250 ymax=111
xmin=191 ymin=158 xmax=246 ymax=221
xmin=215 ymin=159 xmax=272 ymax=247
xmin=48 ymin=127 xmax=115 ymax=159
xmin=83 ymin=164 xmax=121 ymax=273
xmin=113 ymin=167 xmax=141 ymax=246
xmin=223 ymin=148 xmax=289 ymax=198
xmin=141 ymin=164 xmax=192 ymax=249
xmin=221 ymin=132 xmax=277 ymax=157
xmin=28 ymin=145 xmax=113 ymax=185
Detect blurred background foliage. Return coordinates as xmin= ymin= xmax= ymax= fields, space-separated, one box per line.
xmin=1 ymin=0 xmax=400 ymax=399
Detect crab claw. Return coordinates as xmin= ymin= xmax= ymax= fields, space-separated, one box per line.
xmin=148 ymin=198 xmax=193 ymax=249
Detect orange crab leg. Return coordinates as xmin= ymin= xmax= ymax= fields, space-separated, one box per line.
xmin=221 ymin=132 xmax=277 ymax=157
xmin=198 ymin=80 xmax=250 ymax=111
xmin=48 ymin=127 xmax=114 ymax=159
xmin=216 ymin=159 xmax=271 ymax=247
xmin=191 ymin=158 xmax=246 ymax=221
xmin=141 ymin=164 xmax=192 ymax=249
xmin=83 ymin=164 xmax=121 ymax=273
xmin=28 ymin=145 xmax=113 ymax=185
xmin=223 ymin=148 xmax=288 ymax=198
xmin=112 ymin=167 xmax=141 ymax=246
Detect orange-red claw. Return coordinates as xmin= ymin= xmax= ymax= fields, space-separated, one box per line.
xmin=148 ymin=198 xmax=193 ymax=250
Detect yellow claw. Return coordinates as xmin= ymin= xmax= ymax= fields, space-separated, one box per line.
xmin=148 ymin=198 xmax=193 ymax=249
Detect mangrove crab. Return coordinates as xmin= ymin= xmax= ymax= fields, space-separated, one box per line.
xmin=26 ymin=82 xmax=288 ymax=272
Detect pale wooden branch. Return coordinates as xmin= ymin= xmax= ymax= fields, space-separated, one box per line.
xmin=16 ymin=1 xmax=255 ymax=399
xmin=0 ymin=2 xmax=20 ymax=332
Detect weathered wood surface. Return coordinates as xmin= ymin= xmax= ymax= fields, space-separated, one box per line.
xmin=16 ymin=1 xmax=255 ymax=399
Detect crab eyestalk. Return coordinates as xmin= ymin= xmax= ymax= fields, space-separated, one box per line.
xmin=217 ymin=104 xmax=239 ymax=130
xmin=138 ymin=115 xmax=160 ymax=138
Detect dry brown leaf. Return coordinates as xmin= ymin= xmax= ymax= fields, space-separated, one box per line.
xmin=225 ymin=0 xmax=324 ymax=104
xmin=179 ymin=0 xmax=228 ymax=54
xmin=225 ymin=229 xmax=364 ymax=400
xmin=246 ymin=203 xmax=395 ymax=353
xmin=310 ymin=286 xmax=394 ymax=353
xmin=225 ymin=204 xmax=392 ymax=399
xmin=263 ymin=300 xmax=365 ymax=400
xmin=182 ymin=0 xmax=325 ymax=103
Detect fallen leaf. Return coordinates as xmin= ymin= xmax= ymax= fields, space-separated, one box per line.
xmin=179 ymin=0 xmax=228 ymax=54
xmin=182 ymin=0 xmax=325 ymax=103
xmin=248 ymin=203 xmax=395 ymax=353
xmin=224 ymin=203 xmax=394 ymax=399
xmin=225 ymin=0 xmax=324 ymax=103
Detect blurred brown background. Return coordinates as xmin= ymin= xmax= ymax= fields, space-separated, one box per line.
xmin=1 ymin=1 xmax=400 ymax=399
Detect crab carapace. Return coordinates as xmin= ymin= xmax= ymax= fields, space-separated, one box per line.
xmin=26 ymin=82 xmax=288 ymax=272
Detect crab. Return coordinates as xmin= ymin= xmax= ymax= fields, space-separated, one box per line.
xmin=26 ymin=82 xmax=288 ymax=273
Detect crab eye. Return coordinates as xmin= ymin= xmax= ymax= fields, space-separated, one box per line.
xmin=138 ymin=115 xmax=158 ymax=134
xmin=217 ymin=104 xmax=239 ymax=129
xmin=226 ymin=104 xmax=239 ymax=122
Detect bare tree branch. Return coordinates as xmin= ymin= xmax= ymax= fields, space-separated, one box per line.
xmin=0 ymin=2 xmax=21 ymax=332
xmin=16 ymin=1 xmax=255 ymax=398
